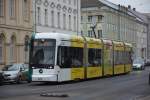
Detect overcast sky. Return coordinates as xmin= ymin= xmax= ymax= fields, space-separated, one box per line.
xmin=107 ymin=0 xmax=150 ymax=13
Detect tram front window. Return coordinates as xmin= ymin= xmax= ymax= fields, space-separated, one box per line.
xmin=31 ymin=39 xmax=56 ymax=66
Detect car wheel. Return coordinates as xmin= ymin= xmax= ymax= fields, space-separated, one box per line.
xmin=27 ymin=80 xmax=31 ymax=83
xmin=0 ymin=82 xmax=3 ymax=86
xmin=149 ymin=73 xmax=150 ymax=85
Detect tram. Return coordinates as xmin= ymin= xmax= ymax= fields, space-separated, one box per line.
xmin=29 ymin=33 xmax=132 ymax=82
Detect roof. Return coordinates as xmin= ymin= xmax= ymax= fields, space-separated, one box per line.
xmin=81 ymin=0 xmax=118 ymax=9
xmin=81 ymin=0 xmax=135 ymax=18
xmin=81 ymin=0 xmax=148 ymax=25
xmin=128 ymin=9 xmax=148 ymax=24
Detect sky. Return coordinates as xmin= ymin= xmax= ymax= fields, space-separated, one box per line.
xmin=107 ymin=0 xmax=150 ymax=13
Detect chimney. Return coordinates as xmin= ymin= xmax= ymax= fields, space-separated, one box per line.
xmin=128 ymin=5 xmax=131 ymax=9
xmin=133 ymin=8 xmax=136 ymax=11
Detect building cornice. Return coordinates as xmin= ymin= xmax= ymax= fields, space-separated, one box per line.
xmin=0 ymin=24 xmax=33 ymax=32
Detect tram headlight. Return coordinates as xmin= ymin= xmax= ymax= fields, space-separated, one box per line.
xmin=32 ymin=67 xmax=35 ymax=69
xmin=47 ymin=65 xmax=54 ymax=69
xmin=48 ymin=66 xmax=53 ymax=69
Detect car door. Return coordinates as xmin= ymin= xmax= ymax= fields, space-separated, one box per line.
xmin=23 ymin=64 xmax=29 ymax=80
xmin=20 ymin=64 xmax=27 ymax=81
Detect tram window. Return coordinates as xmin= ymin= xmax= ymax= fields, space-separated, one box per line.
xmin=88 ymin=49 xmax=102 ymax=66
xmin=124 ymin=52 xmax=127 ymax=64
xmin=119 ymin=51 xmax=124 ymax=64
xmin=125 ymin=51 xmax=132 ymax=64
xmin=57 ymin=46 xmax=83 ymax=68
xmin=114 ymin=51 xmax=124 ymax=65
xmin=57 ymin=46 xmax=71 ymax=68
xmin=70 ymin=47 xmax=83 ymax=67
xmin=103 ymin=45 xmax=113 ymax=66
xmin=114 ymin=51 xmax=118 ymax=65
xmin=122 ymin=52 xmax=126 ymax=64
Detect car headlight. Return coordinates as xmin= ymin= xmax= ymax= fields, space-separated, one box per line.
xmin=136 ymin=65 xmax=141 ymax=68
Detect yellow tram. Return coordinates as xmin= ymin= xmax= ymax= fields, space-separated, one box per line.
xmin=29 ymin=33 xmax=132 ymax=82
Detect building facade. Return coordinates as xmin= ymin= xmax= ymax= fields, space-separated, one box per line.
xmin=33 ymin=0 xmax=81 ymax=35
xmin=81 ymin=0 xmax=147 ymax=60
xmin=0 ymin=0 xmax=33 ymax=68
xmin=147 ymin=15 xmax=150 ymax=60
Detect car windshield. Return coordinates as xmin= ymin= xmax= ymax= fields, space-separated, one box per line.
xmin=31 ymin=39 xmax=56 ymax=65
xmin=133 ymin=59 xmax=144 ymax=64
xmin=2 ymin=65 xmax=12 ymax=71
xmin=7 ymin=64 xmax=20 ymax=71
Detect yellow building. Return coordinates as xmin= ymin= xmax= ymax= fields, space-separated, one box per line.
xmin=0 ymin=0 xmax=33 ymax=68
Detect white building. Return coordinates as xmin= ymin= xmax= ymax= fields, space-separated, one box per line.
xmin=81 ymin=0 xmax=148 ymax=60
xmin=33 ymin=0 xmax=81 ymax=35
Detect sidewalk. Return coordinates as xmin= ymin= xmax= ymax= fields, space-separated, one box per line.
xmin=136 ymin=95 xmax=150 ymax=100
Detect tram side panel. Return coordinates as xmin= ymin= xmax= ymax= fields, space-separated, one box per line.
xmin=113 ymin=42 xmax=125 ymax=75
xmin=124 ymin=44 xmax=132 ymax=73
xmin=103 ymin=42 xmax=113 ymax=76
xmin=86 ymin=39 xmax=103 ymax=79
xmin=57 ymin=40 xmax=84 ymax=81
xmin=70 ymin=37 xmax=85 ymax=80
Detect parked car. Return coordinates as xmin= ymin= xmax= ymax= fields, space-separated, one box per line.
xmin=0 ymin=70 xmax=4 ymax=85
xmin=145 ymin=59 xmax=150 ymax=66
xmin=3 ymin=64 xmax=29 ymax=83
xmin=132 ymin=58 xmax=145 ymax=70
xmin=149 ymin=73 xmax=150 ymax=85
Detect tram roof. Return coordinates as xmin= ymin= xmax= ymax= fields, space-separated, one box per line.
xmin=33 ymin=33 xmax=132 ymax=47
xmin=34 ymin=33 xmax=84 ymax=42
xmin=102 ymin=39 xmax=113 ymax=45
xmin=85 ymin=37 xmax=102 ymax=44
xmin=124 ymin=42 xmax=132 ymax=47
xmin=113 ymin=41 xmax=124 ymax=46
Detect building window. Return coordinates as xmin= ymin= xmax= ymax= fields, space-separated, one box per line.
xmin=81 ymin=16 xmax=83 ymax=22
xmin=74 ymin=16 xmax=76 ymax=31
xmin=24 ymin=36 xmax=29 ymax=63
xmin=63 ymin=0 xmax=66 ymax=3
xmin=74 ymin=0 xmax=76 ymax=6
xmin=81 ymin=30 xmax=83 ymax=36
xmin=63 ymin=14 xmax=66 ymax=29
xmin=88 ymin=30 xmax=93 ymax=37
xmin=0 ymin=0 xmax=4 ymax=16
xmin=98 ymin=15 xmax=102 ymax=22
xmin=37 ymin=7 xmax=41 ymax=25
xmin=88 ymin=16 xmax=92 ymax=22
xmin=57 ymin=12 xmax=60 ymax=28
xmin=45 ymin=9 xmax=48 ymax=26
xmin=0 ymin=37 xmax=2 ymax=62
xmin=68 ymin=0 xmax=71 ymax=4
xmin=23 ymin=0 xmax=29 ymax=20
xmin=10 ymin=36 xmax=16 ymax=63
xmin=98 ymin=30 xmax=102 ymax=38
xmin=51 ymin=10 xmax=54 ymax=27
xmin=69 ymin=15 xmax=71 ymax=30
xmin=0 ymin=35 xmax=5 ymax=63
xmin=9 ymin=0 xmax=15 ymax=18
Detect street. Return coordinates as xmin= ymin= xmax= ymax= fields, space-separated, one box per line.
xmin=1 ymin=68 xmax=150 ymax=100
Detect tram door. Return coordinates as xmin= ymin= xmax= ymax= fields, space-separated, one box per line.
xmin=103 ymin=41 xmax=113 ymax=76
xmin=124 ymin=44 xmax=132 ymax=73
